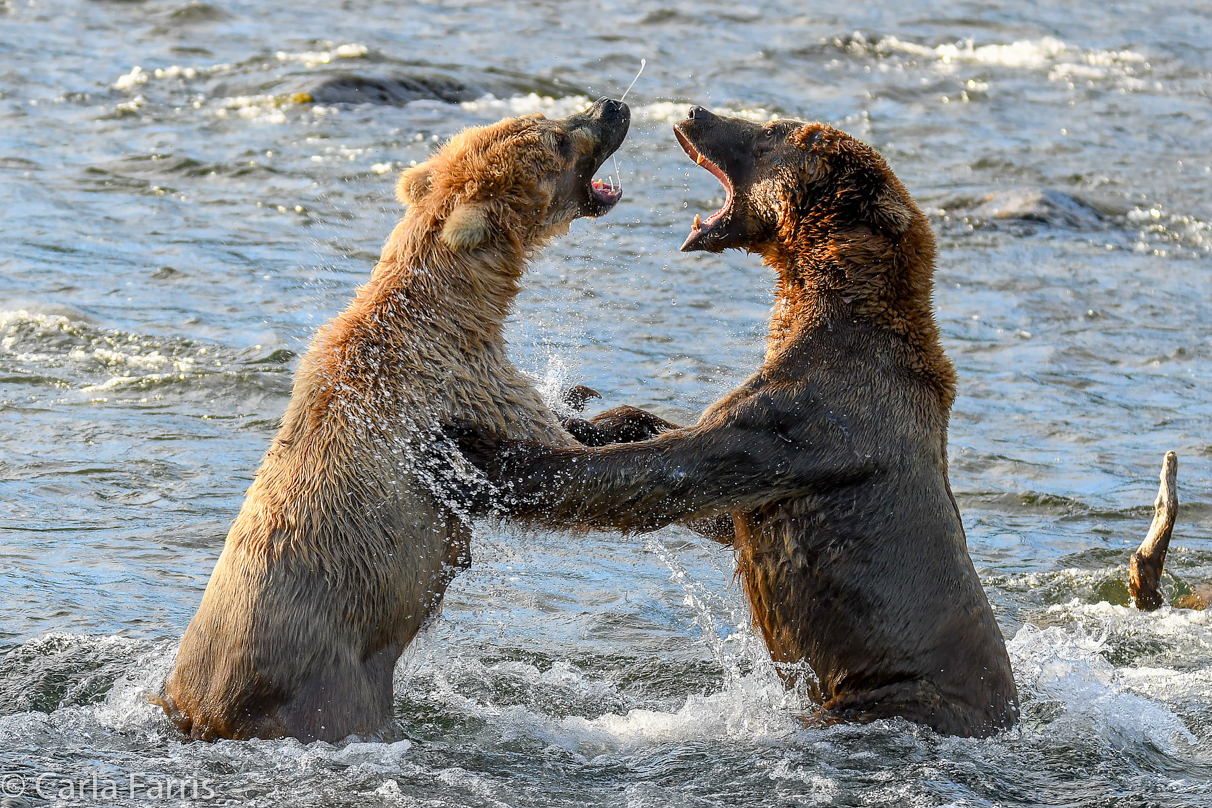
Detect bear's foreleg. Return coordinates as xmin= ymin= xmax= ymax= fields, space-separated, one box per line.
xmin=563 ymin=405 xmax=680 ymax=446
xmin=560 ymin=405 xmax=735 ymax=544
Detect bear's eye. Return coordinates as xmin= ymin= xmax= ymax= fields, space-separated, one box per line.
xmin=756 ymin=128 xmax=776 ymax=153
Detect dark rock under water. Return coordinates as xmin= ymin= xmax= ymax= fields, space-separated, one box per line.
xmin=961 ymin=188 xmax=1108 ymax=229
xmin=304 ymin=74 xmax=481 ymax=106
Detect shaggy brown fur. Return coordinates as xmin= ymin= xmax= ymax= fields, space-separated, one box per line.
xmin=458 ymin=108 xmax=1019 ymax=738
xmin=158 ymin=99 xmax=630 ymax=742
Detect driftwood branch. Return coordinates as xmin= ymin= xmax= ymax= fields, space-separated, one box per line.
xmin=1128 ymin=452 xmax=1178 ymax=611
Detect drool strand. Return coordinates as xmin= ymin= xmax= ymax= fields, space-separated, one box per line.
xmin=611 ymin=58 xmax=647 ymax=190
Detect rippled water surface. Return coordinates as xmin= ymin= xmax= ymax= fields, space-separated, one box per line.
xmin=2 ymin=1 xmax=1212 ymax=805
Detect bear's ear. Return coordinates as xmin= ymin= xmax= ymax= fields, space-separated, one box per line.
xmin=872 ymin=187 xmax=913 ymax=236
xmin=791 ymin=125 xmax=824 ymax=150
xmin=440 ymin=203 xmax=490 ymax=252
xmin=396 ymin=162 xmax=433 ymax=206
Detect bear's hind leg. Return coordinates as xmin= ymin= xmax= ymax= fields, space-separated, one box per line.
xmin=273 ymin=646 xmax=397 ymax=743
xmin=822 ymin=679 xmax=1012 ymax=739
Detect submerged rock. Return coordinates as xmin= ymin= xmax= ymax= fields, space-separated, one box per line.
xmin=962 ymin=188 xmax=1107 ymax=229
xmin=302 ymin=74 xmax=480 ymax=106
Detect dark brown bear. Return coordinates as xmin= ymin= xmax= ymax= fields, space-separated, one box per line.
xmin=460 ymin=107 xmax=1020 ymax=738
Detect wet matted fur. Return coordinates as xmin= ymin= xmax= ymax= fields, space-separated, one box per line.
xmin=458 ymin=108 xmax=1020 ymax=738
xmin=157 ymin=99 xmax=630 ymax=742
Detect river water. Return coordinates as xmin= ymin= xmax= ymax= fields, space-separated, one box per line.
xmin=2 ymin=1 xmax=1211 ymax=805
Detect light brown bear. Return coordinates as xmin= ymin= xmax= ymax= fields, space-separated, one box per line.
xmin=156 ymin=99 xmax=630 ymax=742
xmin=458 ymin=108 xmax=1020 ymax=738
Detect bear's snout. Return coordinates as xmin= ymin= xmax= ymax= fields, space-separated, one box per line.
xmin=588 ymin=96 xmax=629 ymax=123
xmin=583 ymin=97 xmax=630 ymax=157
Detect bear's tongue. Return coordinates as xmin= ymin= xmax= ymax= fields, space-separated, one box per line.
xmin=590 ymin=177 xmax=622 ymax=205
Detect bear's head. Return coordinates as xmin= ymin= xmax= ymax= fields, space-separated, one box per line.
xmin=396 ymin=98 xmax=630 ymax=254
xmin=672 ymin=107 xmax=919 ymax=257
xmin=674 ymin=107 xmax=953 ymax=401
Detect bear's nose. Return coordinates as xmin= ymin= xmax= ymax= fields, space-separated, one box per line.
xmin=595 ymin=97 xmax=626 ymax=117
xmin=687 ymin=105 xmax=713 ymax=120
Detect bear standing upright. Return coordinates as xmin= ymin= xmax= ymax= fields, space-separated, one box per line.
xmin=459 ymin=108 xmax=1020 ymax=738
xmin=158 ymin=99 xmax=630 ymax=742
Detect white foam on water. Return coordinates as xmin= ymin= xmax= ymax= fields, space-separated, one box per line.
xmin=0 ymin=308 xmax=78 ymax=364
xmin=0 ymin=632 xmax=428 ymax=806
xmin=408 ymin=650 xmax=625 ymax=718
xmin=113 ymin=66 xmax=149 ymax=90
xmin=112 ymin=61 xmax=234 ymax=91
xmin=215 ymin=92 xmax=594 ymax=125
xmin=113 ymin=49 xmax=366 ymax=93
xmin=108 ymin=78 xmax=786 ymax=131
xmin=0 ymin=634 xmax=176 ymax=755
xmin=881 ymin=35 xmax=1069 ymax=69
xmin=469 ymin=533 xmax=807 ymax=758
xmin=1128 ymin=205 xmax=1212 ymax=255
xmin=0 ymin=309 xmax=281 ymax=402
xmin=434 ymin=767 xmax=509 ymax=808
xmin=458 ymin=93 xmax=777 ymax=126
xmin=844 ymin=34 xmax=1149 ymax=86
xmin=93 ymin=639 xmax=180 ymax=733
xmin=428 ymin=665 xmax=799 ymax=756
xmin=757 ymin=759 xmax=839 ymax=805
xmin=211 ymin=94 xmax=306 ymax=124
xmin=148 ymin=734 xmax=418 ymax=786
xmin=4 ymin=568 xmax=1208 ymax=793
xmin=249 ymin=737 xmax=414 ymax=771
xmin=633 ymin=100 xmax=687 ymax=122
xmin=2 ymin=310 xmax=155 ymax=367
xmin=635 ymin=101 xmax=778 ymax=123
xmin=459 ymin=93 xmax=593 ymax=118
xmin=400 ymin=626 xmax=797 ymax=758
xmin=274 ymin=43 xmax=371 ymax=69
xmin=107 ymin=50 xmax=357 ymax=122
xmin=1009 ymin=616 xmax=1201 ymax=752
xmin=547 ymin=675 xmax=799 ymax=755
xmin=4 ymin=605 xmax=1211 ymax=807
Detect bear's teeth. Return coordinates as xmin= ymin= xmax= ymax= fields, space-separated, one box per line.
xmin=693 ymin=214 xmax=702 ymax=230
xmin=696 ymin=154 xmax=705 ymax=166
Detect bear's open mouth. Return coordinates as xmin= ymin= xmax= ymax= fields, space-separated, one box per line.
xmin=574 ymin=97 xmax=629 ymax=218
xmin=588 ymin=177 xmax=622 ymax=213
xmin=673 ymin=127 xmax=734 ymax=242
